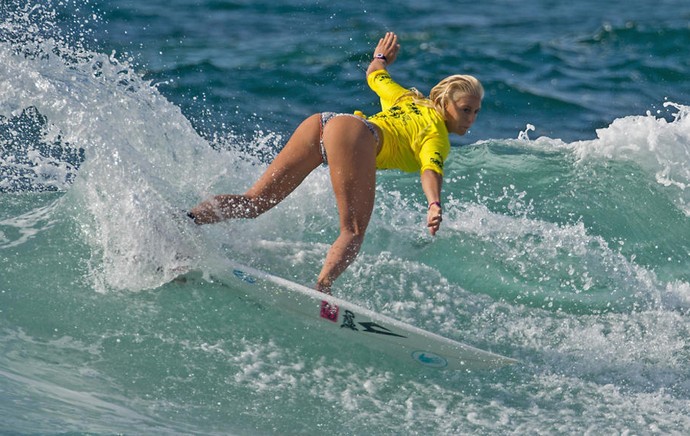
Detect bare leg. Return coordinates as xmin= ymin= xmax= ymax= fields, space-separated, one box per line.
xmin=190 ymin=113 xmax=379 ymax=293
xmin=315 ymin=116 xmax=379 ymax=292
xmin=189 ymin=114 xmax=323 ymax=223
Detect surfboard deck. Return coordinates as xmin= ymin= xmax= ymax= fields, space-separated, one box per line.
xmin=207 ymin=259 xmax=518 ymax=371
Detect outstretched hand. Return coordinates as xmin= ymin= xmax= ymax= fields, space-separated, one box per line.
xmin=367 ymin=32 xmax=400 ymax=76
xmin=187 ymin=198 xmax=221 ymax=225
xmin=373 ymin=31 xmax=400 ymax=66
xmin=427 ymin=203 xmax=442 ymax=236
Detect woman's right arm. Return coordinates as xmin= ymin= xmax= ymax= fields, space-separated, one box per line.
xmin=421 ymin=169 xmax=443 ymax=236
xmin=366 ymin=32 xmax=400 ymax=77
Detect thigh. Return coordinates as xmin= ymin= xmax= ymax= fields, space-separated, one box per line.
xmin=322 ymin=116 xmax=378 ymax=233
xmin=245 ymin=114 xmax=323 ymax=205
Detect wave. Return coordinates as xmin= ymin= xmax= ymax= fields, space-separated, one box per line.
xmin=572 ymin=102 xmax=690 ymax=213
xmin=1 ymin=1 xmax=688 ymax=301
xmin=2 ymin=2 xmax=689 ymax=434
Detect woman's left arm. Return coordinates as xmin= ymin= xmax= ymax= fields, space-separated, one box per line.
xmin=421 ymin=169 xmax=443 ymax=235
xmin=367 ymin=32 xmax=400 ymax=77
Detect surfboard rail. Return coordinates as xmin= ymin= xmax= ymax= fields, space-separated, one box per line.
xmin=209 ymin=259 xmax=518 ymax=371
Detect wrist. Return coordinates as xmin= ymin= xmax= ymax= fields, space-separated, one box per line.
xmin=373 ymin=53 xmax=388 ymax=64
xmin=428 ymin=201 xmax=441 ymax=210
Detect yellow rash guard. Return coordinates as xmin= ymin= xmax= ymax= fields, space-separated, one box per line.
xmin=361 ymin=69 xmax=450 ymax=175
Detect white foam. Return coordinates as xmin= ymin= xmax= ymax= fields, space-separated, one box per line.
xmin=572 ymin=102 xmax=690 ymax=215
xmin=1 ymin=29 xmax=242 ymax=290
xmin=0 ymin=200 xmax=60 ymax=249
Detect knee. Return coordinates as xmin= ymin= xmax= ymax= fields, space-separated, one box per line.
xmin=344 ymin=220 xmax=369 ymax=240
xmin=340 ymin=228 xmax=366 ymax=251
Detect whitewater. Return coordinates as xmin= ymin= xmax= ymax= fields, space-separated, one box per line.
xmin=1 ymin=1 xmax=689 ymax=434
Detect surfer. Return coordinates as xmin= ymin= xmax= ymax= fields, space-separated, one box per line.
xmin=188 ymin=32 xmax=483 ymax=294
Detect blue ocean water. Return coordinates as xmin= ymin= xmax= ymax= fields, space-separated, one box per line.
xmin=1 ymin=0 xmax=689 ymax=434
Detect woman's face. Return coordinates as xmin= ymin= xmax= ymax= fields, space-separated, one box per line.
xmin=444 ymin=95 xmax=482 ymax=135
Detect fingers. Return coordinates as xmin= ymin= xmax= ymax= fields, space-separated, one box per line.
xmin=188 ymin=199 xmax=220 ymax=225
xmin=382 ymin=32 xmax=399 ymax=51
xmin=380 ymin=31 xmax=396 ymax=46
xmin=427 ymin=220 xmax=441 ymax=236
xmin=374 ymin=31 xmax=400 ymax=63
xmin=426 ymin=208 xmax=442 ymax=236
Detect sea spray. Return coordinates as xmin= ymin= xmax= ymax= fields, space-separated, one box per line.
xmin=2 ymin=1 xmax=689 ymax=434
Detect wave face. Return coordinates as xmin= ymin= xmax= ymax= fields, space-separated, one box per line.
xmin=1 ymin=1 xmax=689 ymax=434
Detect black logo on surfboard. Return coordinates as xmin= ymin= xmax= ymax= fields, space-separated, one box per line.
xmin=359 ymin=322 xmax=406 ymax=338
xmin=340 ymin=310 xmax=406 ymax=338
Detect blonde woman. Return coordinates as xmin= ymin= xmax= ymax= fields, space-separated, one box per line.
xmin=189 ymin=32 xmax=483 ymax=293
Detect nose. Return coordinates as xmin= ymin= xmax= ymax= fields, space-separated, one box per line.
xmin=468 ymin=112 xmax=477 ymax=125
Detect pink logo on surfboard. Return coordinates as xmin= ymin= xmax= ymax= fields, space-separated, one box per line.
xmin=320 ymin=300 xmax=339 ymax=322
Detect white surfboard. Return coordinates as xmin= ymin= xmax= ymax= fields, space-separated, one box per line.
xmin=208 ymin=259 xmax=518 ymax=371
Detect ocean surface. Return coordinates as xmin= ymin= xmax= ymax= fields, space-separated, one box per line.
xmin=1 ymin=0 xmax=690 ymax=434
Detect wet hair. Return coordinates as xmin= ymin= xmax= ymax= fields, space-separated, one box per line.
xmin=395 ymin=74 xmax=484 ymax=119
xmin=428 ymin=75 xmax=484 ymax=119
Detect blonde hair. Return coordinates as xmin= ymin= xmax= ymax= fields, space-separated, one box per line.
xmin=396 ymin=74 xmax=484 ymax=119
xmin=429 ymin=75 xmax=484 ymax=119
